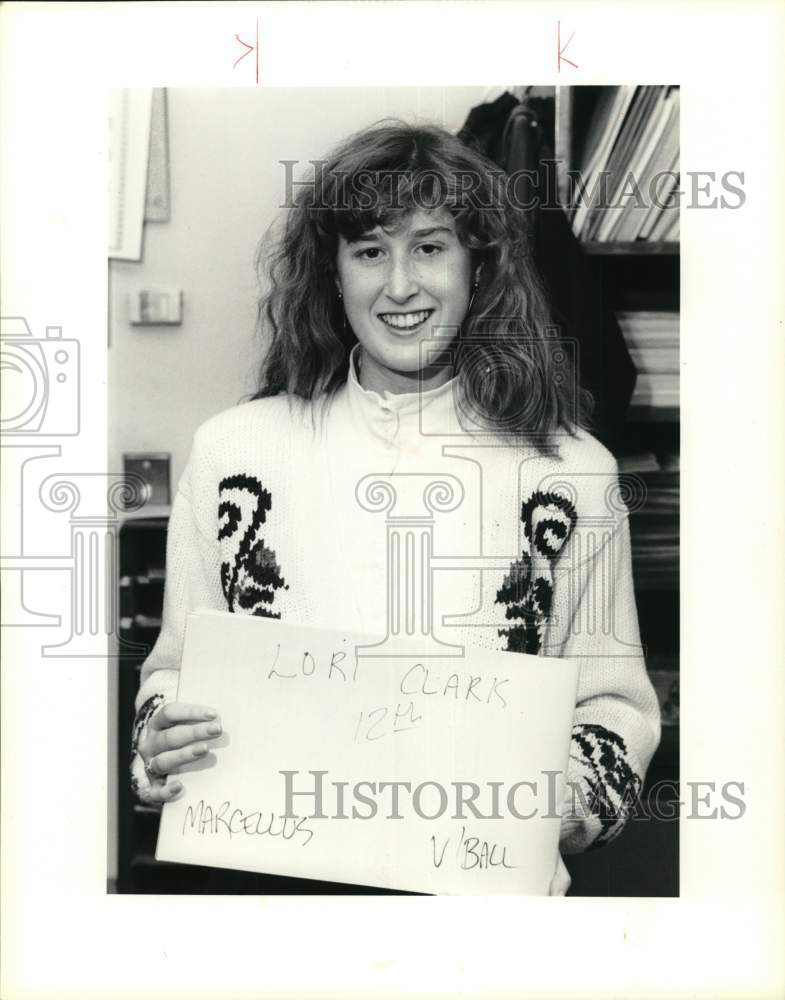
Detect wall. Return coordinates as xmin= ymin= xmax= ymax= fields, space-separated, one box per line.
xmin=107 ymin=85 xmax=489 ymax=884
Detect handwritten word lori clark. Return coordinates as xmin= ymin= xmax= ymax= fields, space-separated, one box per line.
xmin=181 ymin=799 xmax=314 ymax=846
xmin=263 ymin=644 xmax=511 ymax=709
xmin=432 ymin=825 xmax=518 ymax=871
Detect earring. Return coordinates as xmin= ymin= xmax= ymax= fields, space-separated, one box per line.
xmin=467 ymin=279 xmax=480 ymax=314
xmin=337 ymin=287 xmax=348 ymax=336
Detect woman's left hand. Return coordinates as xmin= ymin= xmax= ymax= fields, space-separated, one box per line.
xmin=549 ymin=853 xmax=571 ymax=896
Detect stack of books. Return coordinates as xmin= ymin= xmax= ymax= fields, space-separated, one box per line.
xmin=570 ymin=85 xmax=680 ymax=244
xmin=617 ymin=310 xmax=679 ymax=413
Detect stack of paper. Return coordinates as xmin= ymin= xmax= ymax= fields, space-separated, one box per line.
xmin=617 ymin=311 xmax=680 ymax=411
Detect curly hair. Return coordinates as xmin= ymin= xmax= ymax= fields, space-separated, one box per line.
xmin=253 ymin=119 xmax=592 ymax=453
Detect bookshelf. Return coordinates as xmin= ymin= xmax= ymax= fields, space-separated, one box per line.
xmin=581 ymin=241 xmax=678 ymax=256
xmin=554 ymin=81 xmax=680 ymax=756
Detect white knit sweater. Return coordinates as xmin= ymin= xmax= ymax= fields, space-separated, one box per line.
xmin=132 ymin=347 xmax=661 ymax=854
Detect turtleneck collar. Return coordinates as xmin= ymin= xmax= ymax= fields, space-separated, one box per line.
xmin=340 ymin=344 xmax=462 ymax=443
xmin=347 ymin=343 xmax=457 ymax=407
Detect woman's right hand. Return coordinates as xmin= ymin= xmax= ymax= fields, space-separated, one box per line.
xmin=137 ymin=702 xmax=222 ymax=804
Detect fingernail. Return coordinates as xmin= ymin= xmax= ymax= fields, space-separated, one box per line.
xmin=194 ymin=743 xmax=209 ymax=756
xmin=203 ymin=709 xmax=218 ymax=719
xmin=207 ymin=722 xmax=222 ymax=736
xmin=169 ymin=781 xmax=183 ymax=795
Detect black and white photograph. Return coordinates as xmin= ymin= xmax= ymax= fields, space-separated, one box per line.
xmin=2 ymin=3 xmax=783 ymax=998
xmin=110 ymin=85 xmax=680 ymax=898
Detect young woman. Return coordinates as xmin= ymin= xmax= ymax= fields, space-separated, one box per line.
xmin=130 ymin=120 xmax=661 ymax=894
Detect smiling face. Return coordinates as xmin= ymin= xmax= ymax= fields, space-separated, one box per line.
xmin=335 ymin=208 xmax=475 ymax=394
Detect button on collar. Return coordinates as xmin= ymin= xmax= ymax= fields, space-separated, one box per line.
xmin=340 ymin=344 xmax=463 ymax=445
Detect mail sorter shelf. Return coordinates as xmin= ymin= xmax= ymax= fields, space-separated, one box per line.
xmin=116 ymin=517 xmax=169 ymax=893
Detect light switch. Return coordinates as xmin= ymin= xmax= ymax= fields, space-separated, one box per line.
xmin=129 ymin=289 xmax=183 ymax=325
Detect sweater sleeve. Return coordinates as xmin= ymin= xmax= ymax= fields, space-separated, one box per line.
xmin=547 ymin=484 xmax=661 ymax=854
xmin=129 ymin=441 xmax=225 ymax=804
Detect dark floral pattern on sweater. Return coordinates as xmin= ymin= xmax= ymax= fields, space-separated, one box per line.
xmin=218 ymin=473 xmax=288 ymax=618
xmin=569 ymin=723 xmax=643 ymax=848
xmin=496 ymin=490 xmax=577 ymax=654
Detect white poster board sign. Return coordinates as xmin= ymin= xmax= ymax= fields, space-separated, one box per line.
xmin=157 ymin=610 xmax=579 ymax=895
